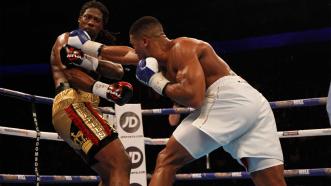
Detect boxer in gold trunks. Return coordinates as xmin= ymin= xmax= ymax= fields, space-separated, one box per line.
xmin=50 ymin=2 xmax=133 ymax=186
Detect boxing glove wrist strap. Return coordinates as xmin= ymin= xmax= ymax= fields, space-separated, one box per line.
xmin=149 ymin=72 xmax=170 ymax=95
xmin=82 ymin=40 xmax=103 ymax=57
xmin=92 ymin=81 xmax=109 ymax=100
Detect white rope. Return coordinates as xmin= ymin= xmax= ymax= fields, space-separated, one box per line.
xmin=1 ymin=126 xmax=331 ymax=145
xmin=278 ymin=128 xmax=331 ymax=138
xmin=1 ymin=167 xmax=331 ymax=183
xmin=0 ymin=126 xmax=63 ymax=141
xmin=144 ymin=137 xmax=168 ymax=145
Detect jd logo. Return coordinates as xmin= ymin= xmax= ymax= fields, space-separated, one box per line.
xmin=120 ymin=112 xmax=140 ymax=133
xmin=126 ymin=146 xmax=143 ymax=169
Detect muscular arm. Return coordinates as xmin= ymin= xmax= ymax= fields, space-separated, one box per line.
xmin=51 ymin=33 xmax=97 ymax=91
xmin=100 ymin=45 xmax=140 ymax=65
xmin=163 ymin=42 xmax=205 ymax=108
xmin=52 ymin=33 xmax=131 ymax=89
xmin=62 ymin=67 xmax=96 ymax=92
xmin=51 ymin=33 xmax=69 ymax=88
xmin=96 ymin=59 xmax=124 ymax=80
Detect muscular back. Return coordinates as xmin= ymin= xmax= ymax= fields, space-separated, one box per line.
xmin=166 ymin=37 xmax=231 ymax=89
xmin=162 ymin=37 xmax=232 ymax=108
xmin=50 ymin=33 xmax=69 ymax=88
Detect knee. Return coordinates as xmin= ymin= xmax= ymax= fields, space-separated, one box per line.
xmin=155 ymin=149 xmax=179 ymax=170
xmin=119 ymin=151 xmax=132 ymax=172
xmin=124 ymin=152 xmax=132 ymax=171
xmin=108 ymin=150 xmax=131 ymax=173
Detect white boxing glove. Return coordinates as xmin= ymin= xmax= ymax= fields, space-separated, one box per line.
xmin=67 ymin=29 xmax=103 ymax=57
xmin=135 ymin=57 xmax=170 ymax=95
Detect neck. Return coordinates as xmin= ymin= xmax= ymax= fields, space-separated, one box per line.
xmin=154 ymin=35 xmax=172 ymax=62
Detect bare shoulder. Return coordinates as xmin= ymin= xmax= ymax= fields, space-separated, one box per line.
xmin=172 ymin=37 xmax=211 ymax=57
xmin=51 ymin=32 xmax=69 ymax=56
xmin=51 ymin=32 xmax=69 ymax=64
xmin=174 ymin=37 xmax=209 ymax=49
xmin=175 ymin=37 xmax=202 ymax=44
xmin=54 ymin=32 xmax=69 ymax=46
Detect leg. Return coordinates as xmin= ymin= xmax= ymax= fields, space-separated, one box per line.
xmin=92 ymin=138 xmax=131 ymax=186
xmin=250 ymin=164 xmax=286 ymax=186
xmin=149 ymin=136 xmax=195 ymax=186
xmin=149 ymin=109 xmax=221 ymax=186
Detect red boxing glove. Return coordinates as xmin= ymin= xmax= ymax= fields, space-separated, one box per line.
xmin=60 ymin=45 xmax=99 ymax=71
xmin=92 ymin=81 xmax=133 ymax=106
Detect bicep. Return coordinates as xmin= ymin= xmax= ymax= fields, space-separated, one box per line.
xmin=101 ymin=46 xmax=139 ymax=65
xmin=51 ymin=35 xmax=67 ymax=69
xmin=50 ymin=36 xmax=70 ymax=86
xmin=97 ymin=59 xmax=124 ymax=80
xmin=177 ymin=58 xmax=205 ymax=95
xmin=62 ymin=68 xmax=95 ymax=92
xmin=165 ymin=56 xmax=205 ymax=108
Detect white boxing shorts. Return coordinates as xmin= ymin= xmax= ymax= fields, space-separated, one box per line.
xmin=173 ymin=75 xmax=284 ymax=172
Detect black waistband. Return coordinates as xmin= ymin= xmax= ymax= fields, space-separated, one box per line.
xmin=55 ymin=82 xmax=71 ymax=95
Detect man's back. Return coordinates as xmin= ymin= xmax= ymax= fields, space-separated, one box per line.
xmin=50 ymin=33 xmax=69 ymax=89
xmin=166 ymin=37 xmax=232 ymax=89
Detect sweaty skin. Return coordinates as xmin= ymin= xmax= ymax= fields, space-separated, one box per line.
xmin=161 ymin=37 xmax=231 ymax=108
xmin=51 ymin=7 xmax=124 ymax=92
xmin=50 ymin=33 xmax=124 ymax=92
xmin=98 ymin=36 xmax=231 ymax=108
xmin=133 ymin=36 xmax=286 ymax=186
xmin=96 ymin=16 xmax=286 ymax=186
xmin=50 ymin=6 xmax=132 ymax=186
xmin=128 ymin=35 xmax=231 ymax=108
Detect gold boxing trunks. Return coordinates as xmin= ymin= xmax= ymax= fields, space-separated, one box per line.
xmin=52 ymin=86 xmax=118 ymax=165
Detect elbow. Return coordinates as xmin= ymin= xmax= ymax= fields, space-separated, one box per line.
xmin=188 ymin=95 xmax=204 ymax=109
xmin=118 ymin=67 xmax=125 ymax=79
xmin=189 ymin=100 xmax=203 ymax=109
xmin=113 ymin=66 xmax=124 ymax=80
xmin=175 ymin=90 xmax=204 ymax=109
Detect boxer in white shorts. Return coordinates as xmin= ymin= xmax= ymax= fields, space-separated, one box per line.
xmin=173 ymin=74 xmax=284 ymax=173
xmin=73 ymin=16 xmax=287 ymax=186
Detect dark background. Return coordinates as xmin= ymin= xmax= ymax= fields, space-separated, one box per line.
xmin=0 ymin=0 xmax=331 ymax=185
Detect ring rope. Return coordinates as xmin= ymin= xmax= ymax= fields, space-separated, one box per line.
xmin=1 ymin=126 xmax=331 ymax=145
xmin=171 ymin=167 xmax=331 ymax=180
xmin=0 ymin=88 xmax=53 ymax=105
xmin=0 ymin=174 xmax=99 ymax=184
xmin=142 ymin=96 xmax=327 ymax=115
xmin=1 ymin=87 xmax=329 ymax=183
xmin=1 ymin=168 xmax=330 ymax=183
xmin=0 ymin=88 xmax=327 ymax=114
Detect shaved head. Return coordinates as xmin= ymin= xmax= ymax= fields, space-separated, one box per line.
xmin=129 ymin=16 xmax=164 ymax=39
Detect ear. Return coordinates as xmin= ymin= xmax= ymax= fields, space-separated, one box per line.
xmin=142 ymin=37 xmax=149 ymax=47
xmin=78 ymin=16 xmax=82 ymax=24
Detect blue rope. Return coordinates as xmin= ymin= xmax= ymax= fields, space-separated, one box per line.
xmin=0 ymin=88 xmax=327 ymax=114
xmin=2 ymin=168 xmax=328 ymax=183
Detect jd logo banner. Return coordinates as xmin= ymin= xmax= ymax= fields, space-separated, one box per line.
xmin=119 ymin=112 xmax=140 ymax=133
xmin=126 ymin=146 xmax=143 ymax=169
